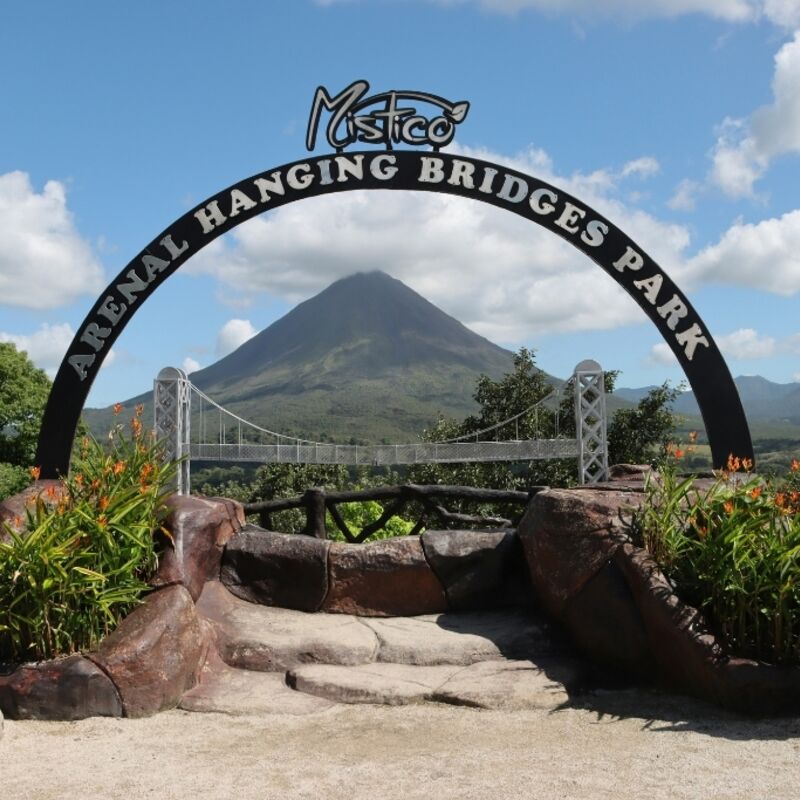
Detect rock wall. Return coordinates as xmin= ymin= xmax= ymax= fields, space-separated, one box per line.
xmin=517 ymin=471 xmax=800 ymax=716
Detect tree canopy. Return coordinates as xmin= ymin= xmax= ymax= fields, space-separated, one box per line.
xmin=0 ymin=342 xmax=51 ymax=468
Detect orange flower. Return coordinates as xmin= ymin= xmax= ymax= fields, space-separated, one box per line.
xmin=74 ymin=473 xmax=84 ymax=487
xmin=792 ymin=492 xmax=800 ymax=504
xmin=98 ymin=495 xmax=109 ymax=511
xmin=135 ymin=403 xmax=144 ymax=417
xmin=749 ymin=486 xmax=762 ymax=500
xmin=792 ymin=459 xmax=800 ymax=473
xmin=674 ymin=448 xmax=685 ymax=459
xmin=112 ymin=460 xmax=126 ymax=475
xmin=97 ymin=514 xmax=108 ymax=529
xmin=688 ymin=431 xmax=698 ymax=444
xmin=724 ymin=500 xmax=734 ymax=514
xmin=90 ymin=478 xmax=101 ymax=491
xmin=113 ymin=402 xmax=124 ymax=415
xmin=741 ymin=458 xmax=754 ymax=472
xmin=775 ymin=493 xmax=787 ymax=508
xmin=139 ymin=462 xmax=154 ymax=481
xmin=29 ymin=465 xmax=41 ymax=481
xmin=131 ymin=417 xmax=142 ymax=438
xmin=46 ymin=484 xmax=58 ymax=499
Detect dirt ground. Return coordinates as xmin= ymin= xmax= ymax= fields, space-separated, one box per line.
xmin=3 ymin=688 xmax=800 ymax=800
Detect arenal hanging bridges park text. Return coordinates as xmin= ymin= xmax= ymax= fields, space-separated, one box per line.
xmin=67 ymin=150 xmax=709 ymax=383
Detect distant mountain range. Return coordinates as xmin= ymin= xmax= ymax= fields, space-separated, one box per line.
xmin=616 ymin=375 xmax=800 ymax=428
xmin=84 ymin=271 xmax=800 ymax=443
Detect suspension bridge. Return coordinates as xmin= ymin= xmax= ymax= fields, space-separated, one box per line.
xmin=153 ymin=360 xmax=609 ymax=494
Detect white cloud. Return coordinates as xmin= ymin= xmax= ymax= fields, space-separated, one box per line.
xmin=0 ymin=322 xmax=119 ymax=378
xmin=620 ymin=157 xmax=660 ymax=179
xmin=319 ymin=0 xmax=759 ymax=22
xmin=683 ymin=209 xmax=800 ymax=294
xmin=182 ymin=356 xmax=201 ymax=374
xmin=668 ymin=179 xmax=701 ymax=211
xmin=187 ymin=146 xmax=695 ymax=343
xmin=763 ymin=0 xmax=800 ymax=28
xmin=216 ymin=319 xmax=257 ymax=357
xmin=793 ymin=371 xmax=800 ymax=381
xmin=716 ymin=327 xmax=777 ymax=358
xmin=710 ymin=32 xmax=800 ymax=197
xmin=648 ymin=342 xmax=679 ymax=365
xmin=0 ymin=172 xmax=105 ymax=310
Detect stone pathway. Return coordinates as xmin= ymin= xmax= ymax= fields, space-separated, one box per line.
xmin=181 ymin=581 xmax=595 ymax=714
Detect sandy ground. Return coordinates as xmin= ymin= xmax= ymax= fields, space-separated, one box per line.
xmin=3 ymin=688 xmax=800 ymax=800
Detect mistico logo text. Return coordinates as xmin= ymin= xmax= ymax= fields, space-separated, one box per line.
xmin=306 ymin=80 xmax=469 ymax=153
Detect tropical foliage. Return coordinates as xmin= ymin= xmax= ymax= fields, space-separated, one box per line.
xmin=0 ymin=343 xmax=52 ymax=500
xmin=634 ymin=453 xmax=800 ymax=665
xmin=0 ymin=407 xmax=175 ymax=663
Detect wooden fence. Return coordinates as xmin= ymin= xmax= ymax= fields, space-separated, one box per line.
xmin=242 ymin=483 xmax=545 ymax=543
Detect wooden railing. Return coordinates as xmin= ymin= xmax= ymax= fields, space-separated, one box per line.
xmin=242 ymin=484 xmax=545 ymax=543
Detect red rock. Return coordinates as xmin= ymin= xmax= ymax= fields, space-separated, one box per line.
xmin=518 ymin=487 xmax=645 ymax=617
xmin=0 ymin=655 xmax=122 ymax=720
xmin=93 ymin=585 xmax=208 ymax=717
xmin=420 ymin=529 xmax=530 ymax=611
xmin=323 ymin=537 xmax=447 ymax=616
xmin=153 ymin=494 xmax=245 ymax=600
xmin=221 ymin=527 xmax=330 ymax=612
xmin=562 ymin=559 xmax=653 ymax=674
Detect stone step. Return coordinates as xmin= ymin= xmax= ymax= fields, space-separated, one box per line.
xmin=179 ymin=650 xmax=334 ymax=716
xmin=197 ymin=581 xmax=378 ymax=671
xmin=288 ymin=657 xmax=588 ymax=710
xmin=197 ymin=581 xmax=572 ymax=672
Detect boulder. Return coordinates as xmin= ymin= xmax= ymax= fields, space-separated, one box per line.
xmin=322 ymin=537 xmax=447 ymax=616
xmin=518 ymin=487 xmax=645 ymax=618
xmin=0 ymin=655 xmax=122 ymax=720
xmin=420 ymin=529 xmax=530 ymax=610
xmin=562 ymin=558 xmax=653 ymax=674
xmin=0 ymin=480 xmax=67 ymax=541
xmin=153 ymin=494 xmax=245 ymax=600
xmin=220 ymin=526 xmax=330 ymax=612
xmin=92 ymin=585 xmax=208 ymax=717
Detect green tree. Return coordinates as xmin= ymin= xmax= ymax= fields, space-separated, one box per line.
xmin=410 ymin=349 xmax=681 ymax=491
xmin=607 ymin=382 xmax=682 ymax=466
xmin=0 ymin=343 xmax=51 ymax=466
xmin=409 ymin=348 xmax=566 ymax=494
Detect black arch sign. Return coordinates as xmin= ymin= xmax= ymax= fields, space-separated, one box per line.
xmin=35 ymin=150 xmax=753 ymax=476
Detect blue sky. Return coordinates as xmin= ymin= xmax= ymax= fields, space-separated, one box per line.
xmin=1 ymin=0 xmax=800 ymax=408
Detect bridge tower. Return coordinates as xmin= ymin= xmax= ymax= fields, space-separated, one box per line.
xmin=153 ymin=366 xmax=191 ymax=494
xmin=573 ymin=359 xmax=609 ymax=484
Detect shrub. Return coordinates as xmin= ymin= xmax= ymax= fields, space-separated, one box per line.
xmin=326 ymin=499 xmax=418 ymax=542
xmin=635 ymin=456 xmax=800 ymax=665
xmin=0 ymin=406 xmax=176 ymax=663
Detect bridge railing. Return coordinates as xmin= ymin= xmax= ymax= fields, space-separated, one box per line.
xmin=242 ymin=483 xmax=547 ymax=543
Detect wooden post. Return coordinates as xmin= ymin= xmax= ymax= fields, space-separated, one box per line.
xmin=302 ymin=487 xmax=327 ymax=539
xmin=258 ymin=510 xmax=273 ymax=530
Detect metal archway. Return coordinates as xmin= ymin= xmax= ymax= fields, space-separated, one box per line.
xmin=35 ymin=150 xmax=753 ymax=476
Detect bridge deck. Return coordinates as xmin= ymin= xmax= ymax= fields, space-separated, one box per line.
xmin=189 ymin=439 xmax=579 ymax=465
